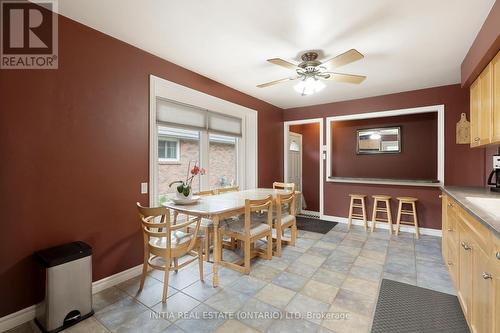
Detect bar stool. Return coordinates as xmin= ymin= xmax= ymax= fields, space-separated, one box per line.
xmin=371 ymin=195 xmax=393 ymax=234
xmin=348 ymin=194 xmax=367 ymax=230
xmin=395 ymin=197 xmax=420 ymax=239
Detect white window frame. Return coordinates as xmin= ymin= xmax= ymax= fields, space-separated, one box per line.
xmin=158 ymin=137 xmax=180 ymax=162
xmin=149 ymin=75 xmax=258 ymax=205
xmin=325 ymin=104 xmax=445 ymax=187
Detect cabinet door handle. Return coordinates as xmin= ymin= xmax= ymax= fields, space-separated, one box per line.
xmin=474 ymin=137 xmax=480 ymax=141
xmin=447 ymin=262 xmax=453 ymax=266
xmin=496 ymin=252 xmax=500 ymax=260
xmin=461 ymin=241 xmax=471 ymax=250
xmin=447 ymin=228 xmax=453 ymax=232
xmin=482 ymin=272 xmax=492 ymax=280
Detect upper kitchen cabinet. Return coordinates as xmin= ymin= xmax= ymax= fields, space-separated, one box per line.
xmin=470 ymin=51 xmax=500 ymax=147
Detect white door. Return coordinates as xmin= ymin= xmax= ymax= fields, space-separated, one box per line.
xmin=287 ymin=132 xmax=303 ymax=212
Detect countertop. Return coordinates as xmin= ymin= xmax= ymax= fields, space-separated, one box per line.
xmin=441 ymin=186 xmax=500 ymax=238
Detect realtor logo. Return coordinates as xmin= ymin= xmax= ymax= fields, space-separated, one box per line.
xmin=1 ymin=0 xmax=58 ymax=69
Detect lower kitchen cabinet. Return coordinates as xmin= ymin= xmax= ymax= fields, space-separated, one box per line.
xmin=442 ymin=193 xmax=499 ymax=333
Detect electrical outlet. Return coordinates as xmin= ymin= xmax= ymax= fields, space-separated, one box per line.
xmin=141 ymin=182 xmax=148 ymax=194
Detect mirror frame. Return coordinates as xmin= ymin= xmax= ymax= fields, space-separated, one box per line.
xmin=356 ymin=126 xmax=402 ymax=155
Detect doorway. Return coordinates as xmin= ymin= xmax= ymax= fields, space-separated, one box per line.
xmin=283 ymin=119 xmax=324 ymax=217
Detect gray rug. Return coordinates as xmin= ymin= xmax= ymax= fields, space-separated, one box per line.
xmin=371 ymin=279 xmax=469 ymax=333
xmin=295 ymin=215 xmax=337 ymax=234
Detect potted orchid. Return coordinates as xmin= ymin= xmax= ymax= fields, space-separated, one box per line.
xmin=169 ymin=161 xmax=206 ymax=199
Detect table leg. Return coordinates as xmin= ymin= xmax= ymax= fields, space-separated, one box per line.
xmin=212 ymin=215 xmax=220 ymax=288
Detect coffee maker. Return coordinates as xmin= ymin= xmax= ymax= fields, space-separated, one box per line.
xmin=487 ymin=154 xmax=500 ymax=192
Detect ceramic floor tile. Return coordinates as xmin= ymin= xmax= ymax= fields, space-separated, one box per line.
xmin=238 ymin=298 xmax=280 ymax=331
xmin=272 ymin=271 xmax=308 ymax=292
xmin=349 ymin=264 xmax=382 ymax=282
xmin=228 ymin=275 xmax=267 ymax=296
xmin=285 ymin=293 xmax=330 ymax=325
xmin=331 ymin=288 xmax=376 ymax=316
xmin=255 ymin=283 xmax=296 ymax=309
xmin=95 ymin=297 xmax=149 ymax=332
xmin=249 ymin=264 xmax=281 ymax=282
xmin=92 ymin=287 xmax=128 ymax=313
xmin=341 ymin=276 xmax=379 ymax=298
xmin=266 ymin=318 xmax=319 ymax=333
xmin=311 ymin=268 xmax=346 ymax=288
xmin=151 ymin=292 xmax=200 ymax=321
xmin=296 ymin=253 xmax=326 ymax=267
xmin=175 ymin=304 xmax=224 ymax=333
xmin=205 ymin=288 xmax=250 ymax=312
xmin=285 ymin=261 xmax=318 ymax=278
xmin=214 ymin=320 xmax=258 ymax=333
xmin=300 ymin=280 xmax=339 ymax=304
xmin=322 ymin=303 xmax=371 ymax=333
xmin=114 ymin=310 xmax=171 ymax=333
xmin=181 ymin=280 xmax=221 ymax=302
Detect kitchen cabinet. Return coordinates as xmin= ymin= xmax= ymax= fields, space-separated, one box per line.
xmin=441 ymin=193 xmax=498 ymax=333
xmin=470 ymin=51 xmax=499 ymax=147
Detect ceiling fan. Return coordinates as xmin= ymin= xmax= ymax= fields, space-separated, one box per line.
xmin=257 ymin=49 xmax=366 ymax=95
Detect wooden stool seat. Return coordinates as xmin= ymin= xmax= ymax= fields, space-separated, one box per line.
xmin=395 ymin=197 xmax=420 ymax=239
xmin=348 ymin=194 xmax=367 ymax=231
xmin=371 ymin=195 xmax=393 ymax=234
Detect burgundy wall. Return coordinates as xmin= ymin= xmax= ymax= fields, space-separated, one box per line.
xmin=289 ymin=124 xmax=320 ymax=212
xmin=461 ymin=1 xmax=500 ymax=87
xmin=0 ymin=14 xmax=283 ymax=317
xmin=331 ymin=113 xmax=438 ymax=180
xmin=284 ymin=84 xmax=486 ymax=230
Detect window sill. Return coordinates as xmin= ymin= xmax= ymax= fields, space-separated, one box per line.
xmin=159 ymin=160 xmax=181 ymax=165
xmin=327 ymin=176 xmax=442 ymax=187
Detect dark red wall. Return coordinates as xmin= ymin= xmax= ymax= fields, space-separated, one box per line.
xmin=331 ymin=113 xmax=438 ymax=180
xmin=289 ymin=124 xmax=320 ymax=212
xmin=461 ymin=1 xmax=500 ymax=87
xmin=284 ymin=84 xmax=486 ymax=230
xmin=0 ymin=14 xmax=283 ymax=317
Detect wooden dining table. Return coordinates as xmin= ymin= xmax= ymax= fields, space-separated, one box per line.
xmin=163 ymin=188 xmax=293 ymax=287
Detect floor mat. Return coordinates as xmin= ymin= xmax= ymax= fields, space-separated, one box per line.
xmin=371 ymin=279 xmax=469 ymax=333
xmin=295 ymin=215 xmax=337 ymax=234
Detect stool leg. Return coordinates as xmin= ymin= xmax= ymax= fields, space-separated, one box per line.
xmin=371 ymin=199 xmax=377 ymax=232
xmin=361 ymin=198 xmax=368 ymax=231
xmin=386 ymin=200 xmax=392 ymax=235
xmin=395 ymin=200 xmax=402 ymax=236
xmin=412 ymin=202 xmax=420 ymax=239
xmin=348 ymin=197 xmax=354 ymax=230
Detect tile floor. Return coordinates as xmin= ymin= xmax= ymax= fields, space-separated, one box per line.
xmin=8 ymin=224 xmax=454 ymax=333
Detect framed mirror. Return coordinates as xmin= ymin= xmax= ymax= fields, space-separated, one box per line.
xmin=356 ymin=126 xmax=401 ymax=154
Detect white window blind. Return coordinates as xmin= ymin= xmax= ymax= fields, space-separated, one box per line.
xmin=156 ymin=98 xmax=242 ymax=137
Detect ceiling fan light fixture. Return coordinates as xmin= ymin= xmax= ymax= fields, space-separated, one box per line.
xmin=294 ymin=77 xmax=325 ymax=96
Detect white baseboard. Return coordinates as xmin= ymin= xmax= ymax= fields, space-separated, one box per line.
xmin=299 ymin=210 xmax=320 ymax=217
xmin=320 ymin=214 xmax=442 ymax=237
xmin=0 ymin=264 xmax=144 ymax=332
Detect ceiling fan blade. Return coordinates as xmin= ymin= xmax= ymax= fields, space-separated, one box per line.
xmin=322 ymin=49 xmax=364 ymax=68
xmin=323 ymin=72 xmax=366 ymax=84
xmin=267 ymin=58 xmax=298 ymax=70
xmin=256 ymin=77 xmax=297 ymax=88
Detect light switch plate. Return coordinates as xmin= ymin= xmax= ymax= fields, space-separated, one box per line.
xmin=141 ymin=182 xmax=148 ymax=194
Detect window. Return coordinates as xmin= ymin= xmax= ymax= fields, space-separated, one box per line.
xmin=209 ymin=134 xmax=237 ymax=188
xmin=158 ymin=138 xmax=179 ymax=162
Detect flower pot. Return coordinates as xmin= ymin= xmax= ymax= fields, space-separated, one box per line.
xmin=176 ymin=187 xmax=193 ymax=200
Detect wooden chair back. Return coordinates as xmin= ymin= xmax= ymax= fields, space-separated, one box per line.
xmin=273 ymin=182 xmax=296 ymax=192
xmin=214 ymin=186 xmax=239 ymax=195
xmin=276 ymin=192 xmax=296 ymax=217
xmin=194 ymin=190 xmax=215 ymax=196
xmin=244 ymin=195 xmax=273 ymax=235
xmin=136 ymin=203 xmax=201 ymax=255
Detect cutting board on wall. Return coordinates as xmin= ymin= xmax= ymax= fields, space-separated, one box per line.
xmin=456 ymin=113 xmax=470 ymax=144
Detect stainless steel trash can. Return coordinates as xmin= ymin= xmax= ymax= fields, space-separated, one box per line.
xmin=34 ymin=241 xmax=93 ymax=333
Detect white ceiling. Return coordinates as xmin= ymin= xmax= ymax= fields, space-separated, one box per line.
xmin=57 ymin=0 xmax=495 ymax=109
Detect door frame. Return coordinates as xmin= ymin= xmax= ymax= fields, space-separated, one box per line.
xmin=288 ymin=131 xmax=303 ymax=212
xmin=283 ymin=118 xmax=324 ymax=217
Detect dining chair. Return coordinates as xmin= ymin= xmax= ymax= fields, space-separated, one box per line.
xmin=214 ymin=185 xmax=240 ymax=195
xmin=272 ymin=182 xmax=296 ymax=192
xmin=219 ymin=195 xmax=273 ymax=274
xmin=136 ymin=203 xmax=204 ymax=303
xmin=214 ymin=185 xmax=240 ymax=249
xmin=272 ymin=192 xmax=297 ymax=256
xmin=194 ymin=190 xmax=216 ymax=261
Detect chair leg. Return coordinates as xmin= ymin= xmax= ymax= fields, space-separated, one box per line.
xmin=198 ymin=240 xmax=204 ymax=281
xmin=290 ymin=222 xmax=297 ymax=246
xmin=162 ymin=261 xmax=170 ymax=303
xmin=371 ymin=200 xmax=377 ymax=232
xmin=361 ymin=198 xmax=368 ymax=231
xmin=395 ymin=200 xmax=402 ymax=236
xmin=347 ymin=197 xmax=353 ymax=230
xmin=244 ymin=239 xmax=251 ymax=274
xmin=267 ymin=233 xmax=273 ymax=259
xmin=413 ymin=202 xmax=420 ymax=239
xmin=386 ymin=200 xmax=393 ymax=235
xmin=139 ymin=254 xmax=148 ymax=291
xmin=275 ymin=225 xmax=282 ymax=257
xmin=174 ymin=258 xmax=179 ymax=273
